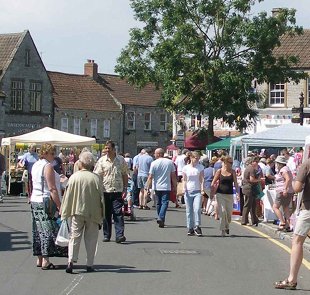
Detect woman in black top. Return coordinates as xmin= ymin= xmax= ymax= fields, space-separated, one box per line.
xmin=211 ymin=156 xmax=239 ymax=236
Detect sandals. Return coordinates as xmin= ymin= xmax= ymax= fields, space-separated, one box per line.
xmin=41 ymin=263 xmax=56 ymax=270
xmin=277 ymin=223 xmax=286 ymax=231
xmin=274 ymin=279 xmax=297 ymax=290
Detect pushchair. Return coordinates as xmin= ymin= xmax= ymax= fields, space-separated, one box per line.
xmin=122 ymin=178 xmax=136 ymax=221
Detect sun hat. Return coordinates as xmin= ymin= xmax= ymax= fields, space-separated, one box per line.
xmin=260 ymin=157 xmax=267 ymax=164
xmin=275 ymin=155 xmax=287 ymax=165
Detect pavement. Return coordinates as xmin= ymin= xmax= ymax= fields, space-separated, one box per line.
xmin=230 ymin=213 xmax=310 ymax=252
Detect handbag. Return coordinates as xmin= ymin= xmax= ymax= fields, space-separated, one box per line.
xmin=40 ymin=164 xmax=57 ymax=218
xmin=55 ymin=219 xmax=71 ymax=247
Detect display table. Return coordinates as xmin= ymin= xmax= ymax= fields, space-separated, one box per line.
xmin=262 ymin=187 xmax=278 ymax=222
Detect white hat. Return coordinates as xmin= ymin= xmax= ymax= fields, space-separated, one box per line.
xmin=275 ymin=155 xmax=287 ymax=165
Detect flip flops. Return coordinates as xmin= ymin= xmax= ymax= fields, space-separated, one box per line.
xmin=274 ymin=279 xmax=297 ymax=290
xmin=41 ymin=263 xmax=56 ymax=270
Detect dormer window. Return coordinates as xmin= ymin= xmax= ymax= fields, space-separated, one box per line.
xmin=25 ymin=49 xmax=30 ymax=67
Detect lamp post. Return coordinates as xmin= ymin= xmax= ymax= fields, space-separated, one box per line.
xmin=299 ymin=92 xmax=304 ymax=126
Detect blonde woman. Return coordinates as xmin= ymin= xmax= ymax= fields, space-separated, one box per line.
xmin=211 ymin=156 xmax=239 ymax=237
xmin=31 ymin=143 xmax=67 ymax=270
xmin=182 ymin=152 xmax=204 ymax=236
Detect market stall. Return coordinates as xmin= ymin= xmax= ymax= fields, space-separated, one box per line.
xmin=1 ymin=127 xmax=96 ymax=194
xmin=230 ymin=124 xmax=310 ymax=160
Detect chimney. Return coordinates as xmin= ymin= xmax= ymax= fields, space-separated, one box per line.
xmin=272 ymin=8 xmax=283 ymax=18
xmin=84 ymin=59 xmax=98 ymax=80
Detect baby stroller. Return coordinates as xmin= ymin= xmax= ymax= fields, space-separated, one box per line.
xmin=122 ymin=178 xmax=136 ymax=221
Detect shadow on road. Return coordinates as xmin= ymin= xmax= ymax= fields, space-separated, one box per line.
xmin=55 ymin=264 xmax=170 ymax=274
xmin=0 ymin=231 xmax=31 ymax=251
xmin=124 ymin=240 xmax=180 ymax=245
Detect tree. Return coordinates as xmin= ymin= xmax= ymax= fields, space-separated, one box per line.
xmin=115 ymin=0 xmax=307 ymax=139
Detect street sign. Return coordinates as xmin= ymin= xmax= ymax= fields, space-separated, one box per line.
xmin=175 ymin=140 xmax=184 ymax=147
xmin=292 ymin=107 xmax=302 ymax=113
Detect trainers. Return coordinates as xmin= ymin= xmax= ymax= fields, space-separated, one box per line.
xmin=157 ymin=220 xmax=165 ymax=228
xmin=187 ymin=228 xmax=195 ymax=236
xmin=194 ymin=226 xmax=202 ymax=236
xmin=115 ymin=236 xmax=126 ymax=243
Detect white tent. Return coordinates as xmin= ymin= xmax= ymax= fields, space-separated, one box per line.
xmin=1 ymin=127 xmax=96 ymax=146
xmin=1 ymin=127 xmax=96 ymax=193
xmin=231 ymin=124 xmax=310 ymax=159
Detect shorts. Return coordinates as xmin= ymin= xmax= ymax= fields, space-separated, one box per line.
xmin=274 ymin=192 xmax=293 ymax=207
xmin=294 ymin=209 xmax=310 ymax=237
xmin=137 ymin=176 xmax=148 ymax=189
xmin=203 ymin=188 xmax=211 ymax=198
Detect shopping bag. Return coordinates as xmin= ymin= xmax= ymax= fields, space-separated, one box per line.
xmin=55 ymin=219 xmax=71 ymax=247
xmin=21 ymin=170 xmax=28 ymax=182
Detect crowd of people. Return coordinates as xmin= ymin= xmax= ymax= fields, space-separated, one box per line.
xmin=0 ymin=141 xmax=309 ymax=290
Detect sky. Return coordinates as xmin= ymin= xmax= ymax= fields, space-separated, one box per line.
xmin=1 ymin=0 xmax=309 ymax=75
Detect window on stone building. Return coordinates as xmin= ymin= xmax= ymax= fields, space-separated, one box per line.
xmin=61 ymin=118 xmax=68 ymax=132
xmin=127 ymin=111 xmax=135 ymax=130
xmin=144 ymin=112 xmax=151 ymax=130
xmin=25 ymin=49 xmax=30 ymax=67
xmin=270 ymin=83 xmax=285 ymax=106
xmin=90 ymin=119 xmax=97 ymax=137
xmin=73 ymin=118 xmax=80 ymax=135
xmin=103 ymin=119 xmax=110 ymax=138
xmin=308 ymin=78 xmax=310 ymax=106
xmin=30 ymin=82 xmax=42 ymax=112
xmin=160 ymin=113 xmax=167 ymax=131
xmin=11 ymin=80 xmax=24 ymax=111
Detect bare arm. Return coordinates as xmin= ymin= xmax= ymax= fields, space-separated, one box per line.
xmin=44 ymin=164 xmax=61 ymax=210
xmin=183 ymin=171 xmax=188 ymax=192
xmin=211 ymin=169 xmax=220 ymax=187
xmin=293 ymin=180 xmax=303 ymax=193
xmin=199 ymin=170 xmax=204 ymax=191
xmin=146 ymin=174 xmax=153 ymax=190
xmin=171 ymin=171 xmax=177 ymax=193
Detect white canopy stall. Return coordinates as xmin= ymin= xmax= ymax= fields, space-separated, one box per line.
xmin=230 ymin=124 xmax=310 ymax=159
xmin=1 ymin=127 xmax=96 ymax=193
xmin=1 ymin=127 xmax=96 ymax=146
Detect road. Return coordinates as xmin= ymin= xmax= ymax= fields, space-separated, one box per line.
xmin=0 ymin=197 xmax=309 ymax=295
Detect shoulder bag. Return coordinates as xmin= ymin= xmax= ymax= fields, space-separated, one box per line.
xmin=41 ymin=164 xmax=57 ymax=218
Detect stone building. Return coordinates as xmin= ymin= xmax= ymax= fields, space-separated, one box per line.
xmin=0 ymin=30 xmax=53 ymax=140
xmin=253 ymin=29 xmax=310 ymax=132
xmin=49 ymin=60 xmax=172 ymax=155
xmin=48 ymin=64 xmax=122 ymax=148
xmin=99 ymin=72 xmax=172 ymax=155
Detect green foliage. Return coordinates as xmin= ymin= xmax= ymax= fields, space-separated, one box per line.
xmin=115 ymin=0 xmax=307 ymax=132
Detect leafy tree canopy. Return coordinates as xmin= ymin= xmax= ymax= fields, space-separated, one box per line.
xmin=115 ymin=0 xmax=307 ymax=133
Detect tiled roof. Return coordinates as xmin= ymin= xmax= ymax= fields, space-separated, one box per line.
xmin=99 ymin=74 xmax=162 ymax=107
xmin=0 ymin=31 xmax=26 ymax=78
xmin=273 ymin=29 xmax=310 ymax=68
xmin=48 ymin=71 xmax=121 ymax=112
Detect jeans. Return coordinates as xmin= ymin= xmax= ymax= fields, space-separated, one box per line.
xmin=185 ymin=190 xmax=202 ymax=229
xmin=155 ymin=190 xmax=170 ymax=222
xmin=103 ymin=192 xmax=125 ymax=239
xmin=132 ymin=173 xmax=139 ymax=206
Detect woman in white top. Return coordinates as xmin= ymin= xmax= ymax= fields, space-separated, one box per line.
xmin=182 ymin=151 xmax=204 ymax=236
xmin=31 ymin=143 xmax=67 ymax=270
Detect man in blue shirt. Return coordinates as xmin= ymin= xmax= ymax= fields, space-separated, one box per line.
xmin=137 ymin=148 xmax=153 ymax=209
xmin=18 ymin=144 xmax=39 ymax=202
